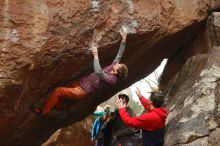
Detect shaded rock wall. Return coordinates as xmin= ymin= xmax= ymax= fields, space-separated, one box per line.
xmin=0 ymin=0 xmax=218 ymax=145
xmin=42 ymin=117 xmax=94 ymax=146
xmin=161 ymin=12 xmax=220 ymax=146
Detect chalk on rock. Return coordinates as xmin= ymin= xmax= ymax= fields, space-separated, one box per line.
xmin=121 ymin=26 xmax=129 ymax=33
xmin=91 ymin=42 xmax=97 ymax=48
xmin=91 ymin=0 xmax=99 ymax=12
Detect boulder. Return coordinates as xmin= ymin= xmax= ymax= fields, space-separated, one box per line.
xmin=0 ymin=0 xmax=218 ymax=145
xmin=162 ymin=12 xmax=220 ymax=146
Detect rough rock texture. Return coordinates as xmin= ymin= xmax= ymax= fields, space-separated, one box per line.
xmin=0 ymin=0 xmax=219 ymax=146
xmin=42 ymin=117 xmax=94 ymax=146
xmin=161 ymin=12 xmax=220 ymax=146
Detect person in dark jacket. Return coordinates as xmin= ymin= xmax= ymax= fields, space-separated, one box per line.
xmin=111 ymin=94 xmax=136 ymax=146
xmin=115 ymin=88 xmax=168 ymax=146
xmin=32 ymin=31 xmax=128 ymax=114
xmin=102 ymin=112 xmax=115 ymax=146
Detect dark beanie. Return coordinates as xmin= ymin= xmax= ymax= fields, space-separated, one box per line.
xmin=118 ymin=94 xmax=129 ymax=103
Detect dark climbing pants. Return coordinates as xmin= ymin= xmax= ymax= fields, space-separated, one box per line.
xmin=142 ymin=128 xmax=164 ymax=146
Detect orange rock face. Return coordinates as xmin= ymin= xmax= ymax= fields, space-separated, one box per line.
xmin=0 ymin=0 xmax=219 ymax=145
xmin=43 ymin=117 xmax=94 ymax=146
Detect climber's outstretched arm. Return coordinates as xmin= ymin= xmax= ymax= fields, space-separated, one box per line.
xmin=91 ymin=46 xmax=106 ymax=81
xmin=113 ymin=31 xmax=127 ymax=63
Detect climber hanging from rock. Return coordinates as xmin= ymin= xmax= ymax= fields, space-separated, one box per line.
xmin=31 ymin=30 xmax=128 ymax=114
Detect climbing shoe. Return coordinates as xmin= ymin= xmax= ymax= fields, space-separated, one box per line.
xmin=31 ymin=106 xmax=42 ymax=114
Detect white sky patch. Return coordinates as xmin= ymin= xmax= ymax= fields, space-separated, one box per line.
xmin=130 ymin=59 xmax=168 ymax=102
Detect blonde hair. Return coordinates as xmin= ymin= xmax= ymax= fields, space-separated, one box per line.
xmin=117 ymin=64 xmax=128 ymax=79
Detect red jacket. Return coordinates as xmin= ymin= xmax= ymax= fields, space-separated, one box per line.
xmin=119 ymin=96 xmax=168 ymax=131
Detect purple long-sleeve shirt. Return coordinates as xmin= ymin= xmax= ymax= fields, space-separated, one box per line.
xmin=79 ymin=62 xmax=117 ymax=95
xmin=79 ymin=41 xmax=126 ymax=95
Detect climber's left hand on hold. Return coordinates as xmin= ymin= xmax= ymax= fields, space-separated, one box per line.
xmin=91 ymin=46 xmax=98 ymax=58
xmin=120 ymin=30 xmax=127 ymax=42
